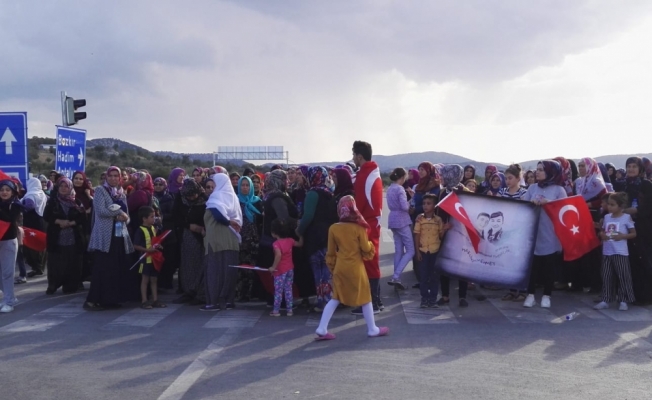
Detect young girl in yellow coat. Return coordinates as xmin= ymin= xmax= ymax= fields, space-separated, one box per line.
xmin=315 ymin=195 xmax=389 ymax=340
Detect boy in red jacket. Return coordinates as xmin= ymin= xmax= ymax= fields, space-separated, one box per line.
xmin=351 ymin=141 xmax=384 ymax=314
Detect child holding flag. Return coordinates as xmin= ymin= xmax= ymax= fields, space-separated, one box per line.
xmin=133 ymin=206 xmax=166 ymax=309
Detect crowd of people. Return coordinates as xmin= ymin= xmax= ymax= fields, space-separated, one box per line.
xmin=1 ymin=142 xmax=652 ymax=340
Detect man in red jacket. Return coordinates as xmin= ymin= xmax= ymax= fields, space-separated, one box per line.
xmin=351 ymin=141 xmax=383 ymax=314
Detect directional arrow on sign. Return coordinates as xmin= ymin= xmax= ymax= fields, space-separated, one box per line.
xmin=78 ymin=147 xmax=84 ymax=167
xmin=1 ymin=127 xmax=17 ymax=155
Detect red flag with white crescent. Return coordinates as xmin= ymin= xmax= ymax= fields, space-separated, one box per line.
xmin=23 ymin=227 xmax=47 ymax=252
xmin=542 ymin=196 xmax=600 ymax=261
xmin=436 ymin=191 xmax=481 ymax=253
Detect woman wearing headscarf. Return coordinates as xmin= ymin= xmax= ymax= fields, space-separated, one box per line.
xmin=234 ymin=176 xmax=263 ymax=301
xmin=297 ymin=167 xmax=334 ymax=312
xmin=553 ymin=157 xmax=574 ymax=196
xmin=259 ymin=170 xmax=300 ymax=305
xmin=290 ymin=166 xmax=310 ymax=217
xmin=463 ymin=165 xmax=476 ymax=183
xmin=38 ymin=175 xmax=52 ymax=195
xmin=605 ymin=162 xmax=617 ymax=184
xmin=201 ymin=173 xmax=243 ymax=311
xmin=191 ymin=167 xmax=204 ymax=185
xmin=524 ymin=170 xmax=536 ymax=188
xmin=21 ymin=177 xmax=48 ymax=278
xmin=251 ymin=173 xmax=264 ymax=197
xmin=153 ymin=177 xmax=178 ymax=290
xmin=485 ymin=172 xmax=506 ymax=196
xmin=172 ymin=179 xmax=207 ymax=304
xmin=167 ymin=168 xmax=186 ymax=195
xmin=478 ymin=165 xmax=498 ymax=194
xmin=43 ymin=177 xmax=86 ymax=295
xmin=643 ymin=157 xmax=652 ymax=180
xmin=410 ymin=162 xmax=441 ymax=286
xmin=85 ymin=167 xmax=136 ymax=310
xmin=622 ymin=157 xmax=652 ymax=305
xmin=521 ymin=160 xmax=567 ymax=309
xmin=315 ymin=195 xmax=387 ymax=339
xmin=598 ymin=163 xmax=616 ymax=192
xmin=0 ymin=178 xmax=22 ymax=313
xmin=435 ymin=164 xmax=472 ymax=307
xmin=328 ymin=167 xmax=355 ymax=225
xmin=573 ymin=158 xmax=608 ymax=293
xmin=127 ymin=171 xmax=155 ymax=234
xmin=405 ymin=168 xmax=420 ymax=202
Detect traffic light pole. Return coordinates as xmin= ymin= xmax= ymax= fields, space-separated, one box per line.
xmin=60 ymin=91 xmax=67 ymax=126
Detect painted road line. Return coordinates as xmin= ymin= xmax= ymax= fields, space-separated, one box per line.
xmin=484 ymin=295 xmax=557 ymax=324
xmin=203 ymin=309 xmax=263 ymax=328
xmin=381 ymin=227 xmax=394 ymax=243
xmin=306 ymin=310 xmax=357 ymax=327
xmin=579 ymin=298 xmax=652 ymax=322
xmin=0 ymin=297 xmax=86 ymax=333
xmin=398 ymin=291 xmax=458 ymax=324
xmin=157 ymin=328 xmax=241 ymax=400
xmin=103 ymin=304 xmax=182 ymax=329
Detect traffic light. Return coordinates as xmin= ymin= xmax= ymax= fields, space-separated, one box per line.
xmin=64 ymin=97 xmax=87 ymax=126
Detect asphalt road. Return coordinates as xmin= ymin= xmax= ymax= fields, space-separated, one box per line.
xmin=2 ymin=199 xmax=652 ymax=400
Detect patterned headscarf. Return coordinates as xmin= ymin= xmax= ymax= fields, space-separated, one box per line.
xmin=132 ymin=171 xmax=154 ymax=195
xmin=576 ymin=157 xmax=606 ymax=201
xmin=237 ymin=176 xmax=262 ymax=223
xmin=264 ymin=169 xmax=287 ymax=198
xmin=537 ymin=160 xmax=563 ymax=188
xmin=103 ymin=166 xmax=126 ymax=201
xmin=307 ymin=166 xmax=332 ymax=194
xmin=153 ymin=177 xmax=168 ymax=199
xmin=333 ymin=168 xmax=354 ymax=196
xmin=553 ymin=157 xmax=573 ymax=195
xmin=298 ymin=165 xmax=310 ymax=179
xmin=440 ymin=164 xmax=464 ymax=191
xmin=415 ymin=162 xmax=439 ymax=193
xmin=168 ymin=168 xmax=186 ymax=194
xmin=56 ymin=177 xmax=82 ymax=210
xmin=337 ymin=195 xmax=369 ymax=229
xmin=481 ymin=165 xmax=498 ymax=188
xmin=179 ymin=179 xmax=205 ymax=206
xmin=463 ymin=165 xmax=476 ymax=181
xmin=213 ymin=165 xmax=228 ymax=175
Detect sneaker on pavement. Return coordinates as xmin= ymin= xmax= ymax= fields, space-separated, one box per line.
xmin=350 ymin=307 xmax=363 ymax=315
xmin=523 ymin=294 xmax=536 ymax=308
xmin=427 ymin=299 xmax=439 ymax=308
xmin=619 ymin=302 xmax=628 ymax=311
xmin=390 ymin=280 xmax=406 ymax=290
xmin=459 ymin=298 xmax=469 ymax=307
xmin=594 ymin=301 xmax=609 ymax=310
xmin=0 ymin=304 xmax=14 ymax=313
xmin=541 ymin=295 xmax=551 ymax=308
xmin=420 ymin=299 xmax=428 ymax=308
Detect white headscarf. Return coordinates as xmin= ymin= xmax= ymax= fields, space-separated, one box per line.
xmin=206 ymin=173 xmax=243 ymax=227
xmin=22 ymin=177 xmax=47 ymax=216
xmin=576 ymin=157 xmax=607 ymax=201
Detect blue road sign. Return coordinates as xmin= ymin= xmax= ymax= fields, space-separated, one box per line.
xmin=0 ymin=112 xmax=28 ymax=185
xmin=55 ymin=126 xmax=87 ymax=179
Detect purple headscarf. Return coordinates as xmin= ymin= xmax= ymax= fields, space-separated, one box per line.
xmin=168 ymin=168 xmax=185 ymax=194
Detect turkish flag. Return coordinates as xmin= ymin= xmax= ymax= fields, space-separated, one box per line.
xmin=150 ymin=230 xmax=171 ymax=272
xmin=436 ymin=191 xmax=481 ymax=253
xmin=542 ymin=195 xmax=601 ymax=261
xmin=23 ymin=227 xmax=47 ymax=252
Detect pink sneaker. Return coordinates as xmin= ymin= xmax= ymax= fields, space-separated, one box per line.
xmin=368 ymin=326 xmax=389 ymax=338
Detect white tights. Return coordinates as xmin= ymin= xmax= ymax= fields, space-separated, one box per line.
xmin=315 ymin=300 xmax=380 ymax=336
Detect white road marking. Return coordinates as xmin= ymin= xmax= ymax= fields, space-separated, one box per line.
xmin=0 ymin=297 xmax=85 ymax=333
xmin=203 ymin=309 xmax=262 ymax=328
xmin=398 ymin=291 xmax=458 ymax=324
xmin=381 ymin=227 xmax=394 ymax=243
xmin=485 ymin=296 xmax=557 ymax=324
xmin=157 ymin=328 xmax=241 ymax=400
xmin=579 ymin=298 xmax=652 ymax=322
xmin=103 ymin=304 xmax=182 ymax=329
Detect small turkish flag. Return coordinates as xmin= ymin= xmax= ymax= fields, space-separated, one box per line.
xmin=23 ymin=227 xmax=47 ymax=252
xmin=542 ymin=195 xmax=601 ymax=261
xmin=436 ymin=191 xmax=481 ymax=253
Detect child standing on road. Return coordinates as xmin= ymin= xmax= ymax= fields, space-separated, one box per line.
xmin=414 ymin=194 xmax=449 ymax=308
xmin=269 ymin=219 xmax=303 ymax=317
xmin=133 ymin=206 xmax=166 ymax=310
xmin=315 ymin=195 xmax=389 ymax=340
xmin=594 ymin=192 xmax=636 ymax=311
xmin=386 ymin=167 xmax=414 ymax=290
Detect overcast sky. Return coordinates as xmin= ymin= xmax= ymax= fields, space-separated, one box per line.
xmin=2 ymin=1 xmax=652 ymax=164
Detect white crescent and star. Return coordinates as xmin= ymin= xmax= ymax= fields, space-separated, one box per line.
xmin=454 ymin=202 xmax=468 ymax=219
xmin=559 ymin=204 xmax=581 ymax=234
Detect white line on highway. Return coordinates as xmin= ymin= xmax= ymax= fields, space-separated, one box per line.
xmin=102 ymin=304 xmax=182 ymax=329
xmin=0 ymin=297 xmax=85 ymax=333
xmin=157 ymin=328 xmax=242 ymax=400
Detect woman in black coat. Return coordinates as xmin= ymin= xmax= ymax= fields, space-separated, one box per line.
xmin=43 ymin=177 xmax=86 ymax=294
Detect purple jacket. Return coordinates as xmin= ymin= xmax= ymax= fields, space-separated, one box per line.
xmin=386 ymin=183 xmax=411 ymax=229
